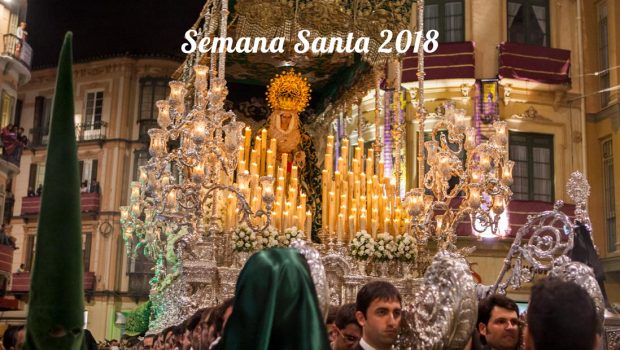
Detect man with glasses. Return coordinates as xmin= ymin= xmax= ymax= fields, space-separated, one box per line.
xmin=477 ymin=294 xmax=521 ymax=350
xmin=332 ymin=303 xmax=361 ymax=350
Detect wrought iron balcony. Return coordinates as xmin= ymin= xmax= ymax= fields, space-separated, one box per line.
xmin=75 ymin=121 xmax=108 ymax=142
xmin=29 ymin=127 xmax=49 ymax=147
xmin=30 ymin=121 xmax=108 ymax=147
xmin=2 ymin=34 xmax=32 ymax=69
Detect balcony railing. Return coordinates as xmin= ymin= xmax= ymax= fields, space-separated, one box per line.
xmin=21 ymin=192 xmax=100 ymax=216
xmin=12 ymin=271 xmax=96 ymax=294
xmin=75 ymin=121 xmax=108 ymax=142
xmin=31 ymin=121 xmax=108 ymax=147
xmin=2 ymin=34 xmax=32 ymax=69
xmin=30 ymin=127 xmax=48 ymax=147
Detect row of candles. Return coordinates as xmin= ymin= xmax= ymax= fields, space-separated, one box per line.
xmin=134 ymin=101 xmax=514 ymax=242
xmin=231 ymin=127 xmax=313 ymax=235
xmin=319 ymin=119 xmax=514 ymax=241
xmin=321 ymin=135 xmax=409 ymax=241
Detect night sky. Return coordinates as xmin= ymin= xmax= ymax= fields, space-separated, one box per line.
xmin=26 ymin=0 xmax=205 ymax=68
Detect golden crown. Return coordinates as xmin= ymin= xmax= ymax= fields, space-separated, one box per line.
xmin=266 ymin=69 xmax=311 ymax=113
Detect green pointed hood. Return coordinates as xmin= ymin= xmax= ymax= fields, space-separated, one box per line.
xmin=25 ymin=32 xmax=85 ymax=350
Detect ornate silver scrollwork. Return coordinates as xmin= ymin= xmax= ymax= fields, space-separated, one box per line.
xmin=403 ymin=251 xmax=478 ymax=350
xmin=489 ymin=200 xmax=574 ymax=295
xmin=290 ymin=239 xmax=330 ymax=319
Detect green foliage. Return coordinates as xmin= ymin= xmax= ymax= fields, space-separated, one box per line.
xmin=125 ymin=301 xmax=152 ymax=336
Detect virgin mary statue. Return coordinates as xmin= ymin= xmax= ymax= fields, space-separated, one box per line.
xmin=265 ymin=70 xmax=322 ymax=241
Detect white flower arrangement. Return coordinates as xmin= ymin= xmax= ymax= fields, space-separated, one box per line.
xmin=281 ymin=226 xmax=305 ymax=246
xmin=373 ymin=233 xmax=398 ymax=262
xmin=259 ymin=225 xmax=281 ymax=249
xmin=231 ymin=223 xmax=257 ymax=252
xmin=350 ymin=230 xmax=375 ymax=260
xmin=395 ymin=233 xmax=416 ymax=263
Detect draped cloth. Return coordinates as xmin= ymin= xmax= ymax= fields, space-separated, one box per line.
xmin=215 ymin=248 xmax=330 ymax=350
xmin=265 ymin=111 xmax=323 ymax=242
xmin=569 ymin=222 xmax=609 ymax=306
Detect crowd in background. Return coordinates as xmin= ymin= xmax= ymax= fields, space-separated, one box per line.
xmin=0 ymin=247 xmax=603 ymax=350
xmin=0 ymin=125 xmax=28 ymax=166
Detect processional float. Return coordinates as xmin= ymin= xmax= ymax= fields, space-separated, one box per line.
xmin=119 ymin=0 xmax=615 ymax=348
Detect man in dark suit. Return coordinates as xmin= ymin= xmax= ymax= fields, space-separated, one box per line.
xmin=354 ymin=281 xmax=402 ymax=350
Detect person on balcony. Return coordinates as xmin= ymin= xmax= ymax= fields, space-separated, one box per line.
xmin=36 ymin=184 xmax=42 ymax=196
xmin=1 ymin=125 xmax=26 ymax=165
xmin=0 ymin=224 xmax=16 ymax=249
xmin=17 ymin=127 xmax=28 ymax=147
xmin=15 ymin=22 xmax=27 ymax=57
xmin=89 ymin=180 xmax=100 ymax=194
xmin=16 ymin=263 xmax=25 ymax=273
xmin=15 ymin=22 xmax=27 ymax=41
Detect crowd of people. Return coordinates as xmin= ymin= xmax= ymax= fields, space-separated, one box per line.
xmin=0 ymin=125 xmax=28 ymax=166
xmin=91 ymin=247 xmax=602 ymax=350
xmin=0 ymin=247 xmax=603 ymax=350
xmin=26 ymin=180 xmax=100 ymax=198
xmin=82 ymin=180 xmax=101 ymax=194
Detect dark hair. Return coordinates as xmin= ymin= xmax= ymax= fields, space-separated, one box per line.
xmin=527 ymin=278 xmax=599 ymax=350
xmin=326 ymin=304 xmax=339 ymax=325
xmin=356 ymin=281 xmax=402 ymax=316
xmin=172 ymin=325 xmax=184 ymax=337
xmin=161 ymin=326 xmax=173 ymax=340
xmin=126 ymin=336 xmax=140 ymax=347
xmin=186 ymin=308 xmax=205 ymax=332
xmin=200 ymin=306 xmax=214 ymax=324
xmin=207 ymin=297 xmax=235 ymax=337
xmin=335 ymin=303 xmax=360 ymax=330
xmin=477 ymin=294 xmax=519 ymax=326
xmin=2 ymin=325 xmax=24 ymax=350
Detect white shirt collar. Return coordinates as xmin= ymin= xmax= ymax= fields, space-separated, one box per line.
xmin=359 ymin=338 xmax=377 ymax=350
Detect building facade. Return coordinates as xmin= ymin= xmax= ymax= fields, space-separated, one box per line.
xmin=0 ymin=0 xmax=29 ymax=311
xmin=340 ymin=0 xmax=607 ymax=302
xmin=583 ymin=0 xmax=620 ymax=299
xmin=5 ymin=56 xmax=178 ymax=340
